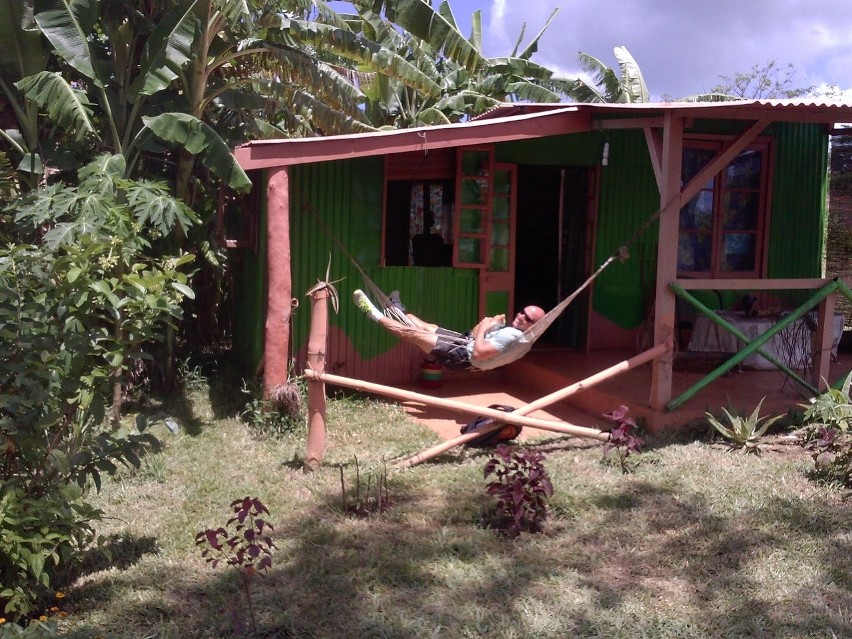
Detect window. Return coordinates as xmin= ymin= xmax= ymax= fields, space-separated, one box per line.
xmin=384 ymin=179 xmax=454 ymax=266
xmin=678 ymin=139 xmax=771 ymax=277
xmin=383 ymin=150 xmax=456 ymax=267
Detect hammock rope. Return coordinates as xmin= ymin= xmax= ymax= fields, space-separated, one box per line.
xmin=303 ymin=196 xmax=667 ymax=370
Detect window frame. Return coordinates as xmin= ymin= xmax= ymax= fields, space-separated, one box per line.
xmin=382 ymin=150 xmax=456 ymax=267
xmin=677 ymin=135 xmax=774 ymax=279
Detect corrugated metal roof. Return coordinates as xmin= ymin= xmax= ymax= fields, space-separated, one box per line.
xmin=235 ymin=100 xmax=852 ymax=170
xmin=475 ymin=98 xmax=852 ymax=119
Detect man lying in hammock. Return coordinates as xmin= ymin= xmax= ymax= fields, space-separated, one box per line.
xmin=353 ymin=289 xmax=545 ymax=371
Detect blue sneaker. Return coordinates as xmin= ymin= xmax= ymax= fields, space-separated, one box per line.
xmin=388 ymin=290 xmax=407 ymax=313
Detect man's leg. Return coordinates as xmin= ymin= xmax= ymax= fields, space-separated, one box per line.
xmin=354 ymin=290 xmax=439 ymax=354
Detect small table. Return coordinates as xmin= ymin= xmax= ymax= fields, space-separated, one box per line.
xmin=687 ymin=311 xmax=845 ymax=370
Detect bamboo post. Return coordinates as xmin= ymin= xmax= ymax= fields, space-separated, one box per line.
xmin=301 ymin=370 xmax=609 ymax=439
xmin=397 ymin=343 xmax=666 ymax=468
xmin=304 ymin=285 xmax=329 ymax=471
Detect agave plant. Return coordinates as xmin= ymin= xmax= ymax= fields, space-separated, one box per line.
xmin=706 ymin=397 xmax=784 ymax=454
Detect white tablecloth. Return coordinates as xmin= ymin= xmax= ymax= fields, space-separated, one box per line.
xmin=687 ymin=311 xmax=845 ymax=370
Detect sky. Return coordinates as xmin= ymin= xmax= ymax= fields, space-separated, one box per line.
xmin=452 ymin=0 xmax=852 ymax=100
xmin=335 ymin=0 xmax=852 ymax=101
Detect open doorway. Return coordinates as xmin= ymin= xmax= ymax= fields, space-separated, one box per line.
xmin=515 ymin=165 xmax=590 ymax=348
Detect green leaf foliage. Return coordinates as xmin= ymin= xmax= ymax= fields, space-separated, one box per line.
xmin=129 ymin=0 xmax=199 ymax=99
xmin=141 ymin=114 xmax=251 ymax=193
xmin=15 ymin=71 xmax=97 ymax=141
xmin=32 ymin=0 xmax=100 ymax=81
xmin=0 ymin=164 xmax=196 ymax=619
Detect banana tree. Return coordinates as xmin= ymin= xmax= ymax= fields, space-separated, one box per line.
xmin=345 ymin=0 xmax=573 ymax=128
xmin=568 ymin=46 xmax=650 ymax=104
xmin=0 ymin=0 xmax=48 ymax=191
xmin=12 ymin=0 xmax=251 ymax=194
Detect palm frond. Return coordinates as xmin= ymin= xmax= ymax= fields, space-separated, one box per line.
xmin=140 ymin=113 xmax=252 ymax=192
xmin=364 ymin=0 xmax=485 ymax=72
xmin=516 ymin=7 xmax=559 ymax=60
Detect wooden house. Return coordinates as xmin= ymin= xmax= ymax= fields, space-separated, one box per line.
xmin=230 ymin=100 xmax=852 ymax=429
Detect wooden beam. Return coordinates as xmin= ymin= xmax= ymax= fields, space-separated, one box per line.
xmin=814 ymin=293 xmax=837 ymax=391
xmin=649 ymin=112 xmax=682 ymax=409
xmin=598 ymin=117 xmax=665 ymax=130
xmin=644 ymin=125 xmax=663 ymax=191
xmin=679 ymin=117 xmax=771 ymax=208
xmin=263 ymin=167 xmax=292 ymax=400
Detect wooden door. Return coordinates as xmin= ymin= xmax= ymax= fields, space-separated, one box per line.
xmin=453 ymin=147 xmax=516 ymax=318
xmin=479 ymin=163 xmax=517 ymax=317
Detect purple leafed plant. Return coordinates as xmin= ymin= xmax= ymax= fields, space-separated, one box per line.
xmin=484 ymin=444 xmax=553 ymax=537
xmin=603 ymin=405 xmax=644 ymax=474
xmin=196 ymin=497 xmax=276 ymax=637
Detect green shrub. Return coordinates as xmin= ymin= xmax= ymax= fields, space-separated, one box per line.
xmin=801 ymin=373 xmax=852 ymax=485
xmin=0 ymin=158 xmax=195 ymax=619
xmin=239 ymin=377 xmax=305 ymax=438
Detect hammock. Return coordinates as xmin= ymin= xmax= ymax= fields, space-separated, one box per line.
xmin=305 ymin=196 xmax=664 ymax=371
xmin=353 ymin=245 xmax=629 ymax=370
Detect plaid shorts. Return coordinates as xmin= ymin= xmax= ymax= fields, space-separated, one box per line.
xmin=430 ymin=328 xmax=473 ymax=371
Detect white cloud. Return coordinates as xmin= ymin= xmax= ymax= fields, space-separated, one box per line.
xmin=463 ymin=0 xmax=852 ymax=101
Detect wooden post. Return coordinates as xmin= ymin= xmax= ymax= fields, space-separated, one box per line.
xmin=813 ymin=289 xmax=836 ymax=391
xmin=263 ymin=166 xmax=292 ymax=399
xmin=304 ymin=285 xmax=330 ymax=471
xmin=649 ymin=112 xmax=682 ymax=409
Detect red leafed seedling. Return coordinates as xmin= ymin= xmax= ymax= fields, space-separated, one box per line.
xmin=196 ymin=497 xmax=275 ymax=636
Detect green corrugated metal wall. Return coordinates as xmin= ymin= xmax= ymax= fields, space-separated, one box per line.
xmin=289 ymin=159 xmax=479 ymax=362
xmin=496 ymin=132 xmax=603 ymax=165
xmin=592 ymin=129 xmax=661 ymax=328
xmin=767 ymin=123 xmax=828 ymax=278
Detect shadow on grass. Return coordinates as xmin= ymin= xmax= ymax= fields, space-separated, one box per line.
xmin=55 ymin=533 xmax=160 ymax=589
xmin=64 ymin=457 xmax=852 ymax=639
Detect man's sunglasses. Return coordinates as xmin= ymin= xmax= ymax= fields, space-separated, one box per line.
xmin=520 ymin=309 xmax=533 ymax=322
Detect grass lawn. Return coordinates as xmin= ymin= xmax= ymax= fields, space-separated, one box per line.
xmin=49 ymin=374 xmax=852 ymax=639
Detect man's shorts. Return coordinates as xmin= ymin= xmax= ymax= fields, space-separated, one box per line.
xmin=430 ymin=328 xmax=472 ymax=371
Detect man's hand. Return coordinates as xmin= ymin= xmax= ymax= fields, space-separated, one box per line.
xmin=471 ymin=315 xmax=505 ymax=360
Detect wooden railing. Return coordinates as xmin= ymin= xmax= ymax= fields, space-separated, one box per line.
xmin=667 ymin=277 xmax=852 ymax=411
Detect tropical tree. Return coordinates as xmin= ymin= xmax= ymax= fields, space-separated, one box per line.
xmin=709 ymin=59 xmax=817 ymax=99
xmin=567 ymin=45 xmax=744 ymax=104
xmin=337 ymin=0 xmax=574 ymax=127
xmin=0 ymin=0 xmax=49 ymax=192
xmin=566 ymin=46 xmax=650 ymax=103
xmin=10 ymin=0 xmax=252 ymax=195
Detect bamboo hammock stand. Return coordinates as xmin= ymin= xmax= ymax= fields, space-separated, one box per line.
xmin=303 ymin=281 xmax=673 ymax=468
